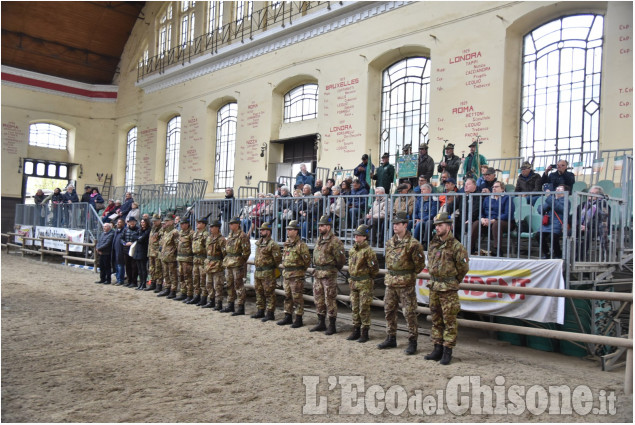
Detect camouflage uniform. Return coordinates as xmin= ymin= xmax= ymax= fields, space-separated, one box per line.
xmin=148 ymin=223 xmax=163 ymax=284
xmin=223 ymin=229 xmax=251 ymax=306
xmin=254 ymin=234 xmax=282 ymax=313
xmin=192 ymin=228 xmax=208 ymax=297
xmin=312 ymin=230 xmax=346 ymax=318
xmin=160 ymin=224 xmax=180 ymax=291
xmin=384 ymin=231 xmax=426 ymax=340
xmin=427 ymin=231 xmax=469 ymax=348
xmin=177 ymin=227 xmax=194 ymax=295
xmin=348 ymin=239 xmax=379 ymax=327
xmin=205 ymin=232 xmax=227 ymax=302
xmin=282 ymin=236 xmax=311 ymax=316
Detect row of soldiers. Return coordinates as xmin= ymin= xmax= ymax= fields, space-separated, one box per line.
xmin=141 ymin=210 xmax=469 ymax=364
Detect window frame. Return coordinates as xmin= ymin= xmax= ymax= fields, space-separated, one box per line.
xmin=28 ymin=122 xmax=68 ymax=150
xmin=125 ymin=127 xmax=137 ymax=192
xmin=214 ymin=103 xmax=237 ymax=191
xmin=165 ymin=116 xmax=181 ymax=187
xmin=283 ymin=83 xmax=319 ymax=123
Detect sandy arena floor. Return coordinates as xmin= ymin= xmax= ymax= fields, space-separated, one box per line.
xmin=1 ymin=253 xmax=632 ymax=422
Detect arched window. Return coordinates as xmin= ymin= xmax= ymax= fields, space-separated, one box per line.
xmin=520 ymin=14 xmax=604 ymax=160
xmin=208 ymin=1 xmax=223 ymax=33
xmin=180 ymin=1 xmax=196 ymax=47
xmin=380 ymin=57 xmax=431 ymax=164
xmin=29 ymin=122 xmax=68 ymax=150
xmin=283 ymin=84 xmax=318 ymax=123
xmin=158 ymin=4 xmax=173 ymax=57
xmin=215 ymin=103 xmax=237 ymax=191
xmin=125 ymin=127 xmax=137 ymax=192
xmin=165 ymin=116 xmax=181 ymax=186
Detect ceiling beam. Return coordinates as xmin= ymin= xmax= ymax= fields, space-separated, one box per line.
xmin=86 ymin=1 xmax=145 ymax=20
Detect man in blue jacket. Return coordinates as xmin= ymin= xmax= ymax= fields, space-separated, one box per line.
xmin=295 ymin=163 xmax=315 ymax=191
xmin=95 ymin=223 xmax=115 ymax=284
xmin=348 ymin=178 xmax=369 ymax=228
xmin=541 ymin=160 xmax=575 ymax=193
xmin=413 ymin=184 xmax=438 ymax=248
xmin=61 ymin=184 xmax=79 ymax=227
xmin=117 ymin=192 xmax=134 ymax=221
xmin=354 ymin=154 xmax=374 ymax=191
xmin=470 ymin=181 xmax=514 ymax=256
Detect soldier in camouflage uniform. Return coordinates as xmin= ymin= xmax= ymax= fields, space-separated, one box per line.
xmin=157 ymin=214 xmax=180 ymax=298
xmin=203 ymin=219 xmax=226 ymax=310
xmin=190 ymin=215 xmax=209 ymax=305
xmin=253 ymin=222 xmax=282 ymax=321
xmin=146 ymin=214 xmax=163 ymax=292
xmin=347 ymin=224 xmax=379 ymax=343
xmin=277 ymin=220 xmax=311 ymax=328
xmin=424 ymin=212 xmax=469 ymax=365
xmin=174 ymin=217 xmax=195 ymax=302
xmin=378 ymin=211 xmax=426 ymax=355
xmin=310 ymin=215 xmax=346 ymax=335
xmin=221 ymin=216 xmax=251 ymax=315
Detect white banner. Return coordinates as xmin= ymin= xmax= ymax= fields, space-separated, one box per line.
xmin=14 ymin=226 xmax=34 ymax=245
xmin=417 ymin=257 xmax=565 ymax=324
xmin=34 ymin=227 xmax=86 ymax=253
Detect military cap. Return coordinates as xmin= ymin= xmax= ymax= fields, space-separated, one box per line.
xmin=521 ymin=161 xmax=533 ymax=170
xmin=286 ymin=220 xmax=300 ymax=230
xmin=259 ymin=222 xmax=273 ymax=231
xmin=393 ymin=211 xmax=409 ymax=224
xmin=152 ymin=213 xmax=162 ymax=221
xmin=402 ymin=143 xmax=412 ymax=151
xmin=433 ymin=212 xmax=453 ymax=225
xmin=445 ymin=143 xmax=455 ymax=149
xmin=469 ymin=141 xmax=478 ymax=148
xmin=162 ymin=213 xmax=176 ymax=221
xmin=382 ymin=152 xmax=390 ymax=158
xmin=196 ymin=216 xmax=208 ymax=224
xmin=180 ymin=217 xmax=190 ymax=224
xmin=419 ymin=144 xmax=429 ymax=150
xmin=361 ymin=154 xmax=369 ymax=160
xmin=353 ymin=224 xmax=370 ymax=237
xmin=483 ymin=167 xmax=496 ymax=175
xmin=444 ymin=177 xmax=457 ymax=185
xmin=209 ymin=219 xmax=222 ymax=228
xmin=317 ymin=215 xmax=332 ymax=226
xmin=228 ymin=216 xmax=241 ymax=225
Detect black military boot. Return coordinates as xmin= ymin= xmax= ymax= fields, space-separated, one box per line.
xmin=197 ymin=295 xmax=209 ymax=306
xmin=261 ymin=310 xmax=275 ymax=322
xmin=231 ymin=304 xmax=245 ymax=316
xmin=404 ymin=337 xmax=417 ymax=355
xmin=166 ymin=290 xmax=177 ymax=299
xmin=136 ymin=281 xmax=145 ymax=290
xmin=424 ymin=344 xmax=444 ymax=361
xmin=251 ymin=309 xmax=265 ymax=319
xmin=221 ymin=302 xmax=235 ymax=313
xmin=324 ymin=317 xmax=337 ymax=335
xmin=213 ymin=300 xmax=223 ymax=311
xmin=290 ymin=315 xmax=303 ymax=328
xmin=144 ymin=281 xmax=156 ymax=291
xmin=157 ymin=287 xmax=170 ymax=297
xmin=277 ymin=313 xmax=293 ymax=326
xmin=154 ymin=283 xmax=163 ymax=293
xmin=347 ymin=326 xmax=361 ymax=341
xmin=439 ymin=347 xmax=453 ymax=365
xmin=377 ymin=335 xmax=397 ymax=349
xmin=186 ymin=295 xmax=200 ymax=305
xmin=358 ymin=326 xmax=370 ymax=343
xmin=174 ymin=293 xmax=188 ymax=301
xmin=126 ymin=281 xmax=136 ymax=288
xmin=309 ymin=314 xmax=326 ymax=332
xmin=202 ymin=297 xmax=215 ymax=308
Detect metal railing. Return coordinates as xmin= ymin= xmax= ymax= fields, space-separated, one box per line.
xmin=595 ymin=149 xmax=633 ymax=185
xmin=14 ymin=202 xmax=103 ymax=243
xmin=138 ymin=1 xmax=333 ymax=81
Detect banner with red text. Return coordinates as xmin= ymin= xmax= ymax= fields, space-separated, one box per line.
xmin=14 ymin=225 xmax=34 ymax=245
xmin=417 ymin=257 xmax=565 ymax=324
xmin=34 ymin=227 xmax=85 ymax=252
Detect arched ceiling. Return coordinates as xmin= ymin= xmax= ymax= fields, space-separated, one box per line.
xmin=2 ymin=1 xmax=145 ymax=85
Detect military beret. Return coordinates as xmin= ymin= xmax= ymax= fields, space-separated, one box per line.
xmin=259 ymin=222 xmax=273 ymax=231
xmin=433 ymin=212 xmax=453 ymax=225
xmin=286 ymin=220 xmax=300 ymax=230
xmin=353 ymin=224 xmax=370 ymax=237
xmin=317 ymin=215 xmax=332 ymax=226
xmin=393 ymin=212 xmax=409 ymax=224
xmin=228 ymin=216 xmax=241 ymax=225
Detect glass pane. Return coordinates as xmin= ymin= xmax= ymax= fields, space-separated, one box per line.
xmin=59 ymin=165 xmax=68 ymax=178
xmin=36 ymin=163 xmax=45 ymax=176
xmin=47 ymin=164 xmax=57 ymax=177
xmin=24 ymin=161 xmax=34 ymax=175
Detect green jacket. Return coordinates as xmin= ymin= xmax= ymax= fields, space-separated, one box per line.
xmin=385 ymin=232 xmax=426 ymax=287
xmin=427 ymin=232 xmax=469 ymax=291
xmin=372 ymin=163 xmax=395 ymax=193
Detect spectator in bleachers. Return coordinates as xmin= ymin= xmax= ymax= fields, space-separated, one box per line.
xmin=90 ymin=187 xmax=105 ymax=212
xmin=61 ymin=184 xmax=79 ymax=227
xmin=454 ymin=177 xmax=481 ymax=241
xmin=117 ymin=192 xmax=134 ymax=221
xmin=103 ymin=200 xmax=120 ymax=223
xmin=141 ymin=213 xmax=150 ymax=221
xmin=126 ymin=202 xmax=140 ymax=223
xmin=537 ymin=184 xmax=567 ymax=259
xmin=50 ymin=187 xmax=64 ymax=226
xmin=314 ymin=179 xmax=324 ymax=195
xmin=320 ymin=185 xmax=331 ymax=198
xmin=295 ymin=163 xmax=315 ymax=191
xmin=413 ymin=176 xmax=429 ymax=193
xmin=474 ymin=164 xmax=489 ymax=191
xmin=437 ymin=143 xmax=461 ymax=180
xmin=470 ymin=181 xmax=514 ymax=256
xmin=477 ymin=167 xmax=498 ymax=193
xmin=348 ymin=178 xmax=368 ymax=228
xmin=112 ymin=218 xmax=126 ymax=285
xmin=345 ymin=176 xmax=354 ymax=191
xmin=239 ymin=200 xmax=255 ymax=235
xmin=340 ymin=180 xmax=351 ymax=196
xmin=413 ymin=183 xmax=437 ymax=248
xmin=462 ymin=141 xmax=488 ymax=179
xmin=542 ymin=160 xmax=575 ymax=193
xmin=515 ymin=161 xmax=542 ymax=193
xmin=417 ymin=144 xmax=435 ymax=182
xmin=354 ymin=154 xmax=374 ymax=191
xmin=221 ymin=186 xmax=235 ymax=223
xmin=439 ymin=177 xmax=459 ymax=211
xmin=34 ymin=189 xmax=46 ymax=226
xmin=80 ymin=185 xmax=92 ymax=203
xmin=300 ymin=192 xmax=321 ymax=239
xmin=329 ymin=186 xmax=346 ymax=225
xmin=577 ymin=185 xmax=610 ymax=261
xmin=277 ymin=185 xmax=291 ymax=198
xmin=365 ymin=187 xmax=387 ymax=245
xmin=371 ymin=152 xmax=395 ymax=194
xmin=392 ymin=183 xmax=414 ymax=230
xmin=262 ymin=194 xmax=275 ymax=225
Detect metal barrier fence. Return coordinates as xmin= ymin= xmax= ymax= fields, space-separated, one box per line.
xmin=596 ymin=149 xmax=634 ymax=185
xmin=14 ymin=202 xmax=103 ymax=243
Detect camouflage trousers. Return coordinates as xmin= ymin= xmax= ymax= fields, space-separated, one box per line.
xmin=177 ymin=261 xmax=193 ymax=295
xmin=350 ymin=279 xmax=374 ymax=327
xmin=225 ymin=266 xmax=246 ymax=305
xmin=313 ymin=276 xmax=338 ymax=318
xmin=283 ymin=277 xmax=305 ymax=316
xmin=429 ymin=289 xmax=460 ymax=348
xmin=149 ymin=256 xmax=163 ymax=282
xmin=206 ymin=270 xmax=224 ymax=300
xmin=192 ymin=260 xmax=206 ymax=296
xmin=384 ymin=285 xmax=418 ymax=340
xmin=162 ymin=261 xmax=178 ymax=292
xmin=254 ymin=277 xmax=277 ymax=312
